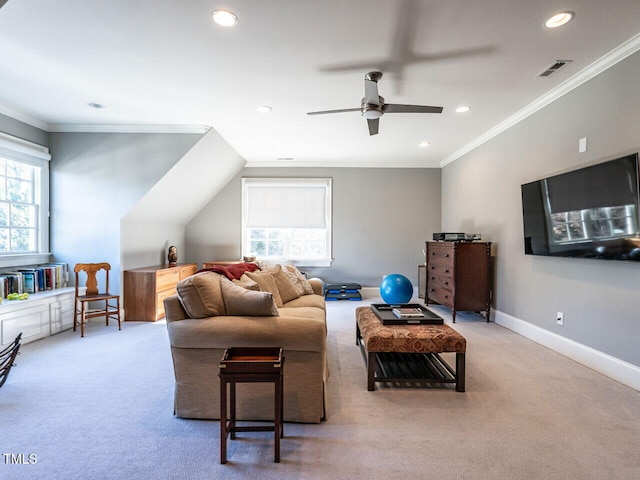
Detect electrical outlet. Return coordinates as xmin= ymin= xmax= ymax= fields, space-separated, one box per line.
xmin=556 ymin=312 xmax=564 ymax=326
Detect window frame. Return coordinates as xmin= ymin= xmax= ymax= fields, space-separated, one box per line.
xmin=241 ymin=177 xmax=333 ymax=267
xmin=0 ymin=133 xmax=50 ymax=268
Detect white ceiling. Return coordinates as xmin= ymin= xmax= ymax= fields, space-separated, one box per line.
xmin=1 ymin=0 xmax=640 ymax=168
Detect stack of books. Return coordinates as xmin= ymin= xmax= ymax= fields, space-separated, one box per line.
xmin=0 ymin=263 xmax=69 ymax=299
xmin=391 ymin=307 xmax=426 ymax=319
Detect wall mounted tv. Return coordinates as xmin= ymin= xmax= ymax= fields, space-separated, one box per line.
xmin=521 ymin=152 xmax=640 ymax=261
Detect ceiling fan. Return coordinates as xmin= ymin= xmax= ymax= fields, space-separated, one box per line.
xmin=307 ymin=71 xmax=443 ymax=136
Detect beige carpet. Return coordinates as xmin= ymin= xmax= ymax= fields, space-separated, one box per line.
xmin=1 ymin=297 xmax=639 ymax=479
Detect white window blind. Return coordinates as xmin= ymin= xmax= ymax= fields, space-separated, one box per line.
xmin=242 ymin=177 xmax=332 ymax=267
xmin=246 ymin=185 xmax=327 ymax=228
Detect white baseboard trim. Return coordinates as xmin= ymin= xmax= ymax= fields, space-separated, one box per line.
xmin=494 ymin=310 xmax=640 ymax=392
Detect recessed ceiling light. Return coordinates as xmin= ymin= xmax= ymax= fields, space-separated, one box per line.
xmin=545 ymin=11 xmax=574 ymax=28
xmin=418 ymin=141 xmax=431 ymax=148
xmin=87 ymin=102 xmax=105 ymax=109
xmin=257 ymin=105 xmax=272 ymax=113
xmin=274 ymin=141 xmax=284 ymax=147
xmin=455 ymin=106 xmax=471 ymax=113
xmin=211 ymin=9 xmax=238 ymax=27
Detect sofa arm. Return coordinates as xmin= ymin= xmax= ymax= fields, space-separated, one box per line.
xmin=164 ymin=295 xmax=188 ymax=323
xmin=308 ymin=278 xmax=325 ymax=296
xmin=167 ymin=314 xmax=326 ymax=353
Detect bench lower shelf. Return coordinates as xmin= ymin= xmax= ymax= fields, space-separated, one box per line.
xmin=357 ymin=339 xmax=465 ymax=392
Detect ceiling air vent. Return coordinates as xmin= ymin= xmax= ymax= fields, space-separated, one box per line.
xmin=537 ymin=60 xmax=572 ymax=77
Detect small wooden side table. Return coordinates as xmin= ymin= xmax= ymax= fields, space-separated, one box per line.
xmin=219 ymin=347 xmax=285 ymax=464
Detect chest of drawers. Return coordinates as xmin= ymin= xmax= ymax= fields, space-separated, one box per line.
xmin=124 ymin=263 xmax=197 ymax=321
xmin=425 ymin=241 xmax=492 ymax=322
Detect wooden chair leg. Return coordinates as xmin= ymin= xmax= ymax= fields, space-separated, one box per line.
xmin=116 ymin=298 xmax=121 ymax=330
xmin=80 ymin=303 xmax=86 ymax=337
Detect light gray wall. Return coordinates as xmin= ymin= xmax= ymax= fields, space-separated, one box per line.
xmin=186 ymin=167 xmax=441 ymax=287
xmin=441 ymin=50 xmax=640 ymax=367
xmin=49 ymin=132 xmax=202 ymax=294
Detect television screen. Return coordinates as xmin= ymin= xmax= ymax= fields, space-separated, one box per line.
xmin=521 ymin=153 xmax=640 ymax=261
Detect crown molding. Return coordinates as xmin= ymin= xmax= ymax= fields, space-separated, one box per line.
xmin=244 ymin=159 xmax=441 ymax=168
xmin=0 ymin=103 xmax=49 ymax=131
xmin=440 ymin=32 xmax=640 ymax=167
xmin=48 ymin=124 xmax=211 ymax=134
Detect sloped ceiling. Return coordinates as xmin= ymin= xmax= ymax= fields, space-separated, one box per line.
xmin=123 ymin=128 xmax=246 ymax=225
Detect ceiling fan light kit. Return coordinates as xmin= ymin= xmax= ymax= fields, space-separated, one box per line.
xmin=307 ymin=71 xmax=443 ymax=136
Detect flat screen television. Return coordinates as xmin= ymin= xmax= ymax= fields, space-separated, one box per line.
xmin=521 ymin=153 xmax=640 ymax=261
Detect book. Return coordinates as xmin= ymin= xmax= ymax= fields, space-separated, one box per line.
xmin=392 ymin=307 xmax=425 ymax=319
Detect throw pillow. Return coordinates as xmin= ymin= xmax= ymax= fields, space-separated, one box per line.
xmin=220 ymin=278 xmax=279 ymax=316
xmin=245 ymin=270 xmax=284 ymax=307
xmin=176 ymin=272 xmax=226 ymax=318
xmin=269 ymin=264 xmax=301 ymax=304
xmin=232 ymin=273 xmax=260 ymax=291
xmin=282 ymin=263 xmax=315 ymax=295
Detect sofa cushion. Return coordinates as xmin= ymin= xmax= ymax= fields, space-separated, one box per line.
xmin=283 ymin=293 xmax=326 ymax=310
xmin=176 ymin=272 xmax=226 ymax=318
xmin=220 ymin=278 xmax=279 ymax=316
xmin=245 ymin=270 xmax=284 ymax=307
xmin=282 ymin=263 xmax=315 ymax=295
xmin=269 ymin=264 xmax=301 ymax=304
xmin=232 ymin=273 xmax=260 ymax=291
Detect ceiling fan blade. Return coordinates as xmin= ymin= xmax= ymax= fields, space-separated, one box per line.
xmin=307 ymin=108 xmax=361 ymax=116
xmin=364 ymin=79 xmax=380 ymax=105
xmin=367 ymin=118 xmax=379 ymax=136
xmin=383 ymin=104 xmax=443 ymax=114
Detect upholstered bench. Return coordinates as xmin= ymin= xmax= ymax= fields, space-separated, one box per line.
xmin=355 ymin=306 xmax=466 ymax=391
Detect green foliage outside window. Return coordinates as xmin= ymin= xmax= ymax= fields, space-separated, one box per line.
xmin=0 ymin=158 xmax=39 ymax=254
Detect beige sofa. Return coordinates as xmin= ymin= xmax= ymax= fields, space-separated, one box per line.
xmin=164 ymin=265 xmax=327 ymax=423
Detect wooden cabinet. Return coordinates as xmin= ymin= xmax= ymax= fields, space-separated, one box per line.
xmin=202 ymin=260 xmax=243 ymax=268
xmin=123 ymin=263 xmax=197 ymax=322
xmin=425 ymin=241 xmax=492 ymax=322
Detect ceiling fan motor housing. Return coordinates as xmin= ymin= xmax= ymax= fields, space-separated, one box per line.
xmin=361 ymin=96 xmax=384 ymax=119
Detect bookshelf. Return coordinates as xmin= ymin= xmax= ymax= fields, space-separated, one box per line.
xmin=0 ymin=263 xmax=75 ymax=347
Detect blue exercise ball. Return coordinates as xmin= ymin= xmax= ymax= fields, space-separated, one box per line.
xmin=380 ymin=274 xmax=413 ymax=304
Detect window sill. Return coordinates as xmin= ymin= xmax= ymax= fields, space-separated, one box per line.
xmin=0 ymin=253 xmax=52 ymax=269
xmin=259 ymin=257 xmax=333 ymax=268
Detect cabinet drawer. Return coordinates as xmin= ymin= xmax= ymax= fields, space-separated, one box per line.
xmin=429 ymin=273 xmax=454 ymax=290
xmin=428 ymin=286 xmax=453 ymax=307
xmin=179 ymin=264 xmax=197 ymax=279
xmin=427 ymin=262 xmax=454 ymax=278
xmin=156 ymin=269 xmax=180 ymax=291
xmin=156 ymin=288 xmax=177 ymax=319
xmin=427 ymin=245 xmax=455 ymax=267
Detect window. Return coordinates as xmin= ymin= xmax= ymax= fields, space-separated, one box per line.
xmin=0 ymin=133 xmax=50 ymax=267
xmin=242 ymin=178 xmax=332 ymax=267
xmin=550 ymin=205 xmax=637 ymax=244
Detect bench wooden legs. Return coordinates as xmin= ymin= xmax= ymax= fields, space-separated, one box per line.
xmin=456 ymin=352 xmax=466 ymax=392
